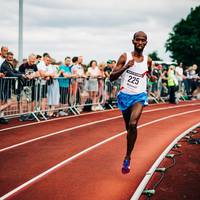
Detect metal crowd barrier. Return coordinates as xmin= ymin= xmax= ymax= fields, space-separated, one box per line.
xmin=147 ymin=77 xmax=188 ymax=104
xmin=0 ymin=76 xmax=120 ymax=121
xmin=0 ymin=76 xmax=187 ymax=122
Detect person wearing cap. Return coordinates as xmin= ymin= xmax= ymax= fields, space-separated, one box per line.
xmin=110 ymin=31 xmax=156 ymax=174
xmin=104 ymin=60 xmax=113 ymax=77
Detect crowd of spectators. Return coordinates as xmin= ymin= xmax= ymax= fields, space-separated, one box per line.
xmin=0 ymin=46 xmax=118 ymax=124
xmin=148 ymin=62 xmax=200 ymax=104
xmin=0 ymin=45 xmax=200 ymax=124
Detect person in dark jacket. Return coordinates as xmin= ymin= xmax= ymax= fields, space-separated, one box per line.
xmin=0 ymin=52 xmax=25 ymax=124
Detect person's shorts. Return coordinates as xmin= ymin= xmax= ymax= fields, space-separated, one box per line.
xmin=37 ymin=84 xmax=47 ymax=99
xmin=60 ymin=87 xmax=69 ymax=104
xmin=117 ymin=91 xmax=148 ymax=111
xmin=106 ymin=80 xmax=112 ymax=94
xmin=77 ymin=81 xmax=84 ymax=93
xmin=87 ymin=79 xmax=98 ymax=92
xmin=0 ymin=79 xmax=11 ymax=102
xmin=151 ymin=81 xmax=158 ymax=92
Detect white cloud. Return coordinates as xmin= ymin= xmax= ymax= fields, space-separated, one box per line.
xmin=0 ymin=0 xmax=199 ymax=64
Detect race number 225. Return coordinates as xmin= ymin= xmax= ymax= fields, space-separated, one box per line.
xmin=128 ymin=75 xmax=139 ymax=85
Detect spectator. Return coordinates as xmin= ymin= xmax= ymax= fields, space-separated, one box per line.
xmin=0 ymin=47 xmax=7 ymax=117
xmin=112 ymin=60 xmax=117 ymax=68
xmin=151 ymin=64 xmax=160 ymax=98
xmin=189 ymin=64 xmax=198 ymax=95
xmin=160 ymin=66 xmax=168 ymax=97
xmin=46 ymin=59 xmax=60 ymax=117
xmin=86 ymin=60 xmax=101 ymax=111
xmin=104 ymin=60 xmax=113 ymax=101
xmin=0 ymin=46 xmax=8 ymax=66
xmin=78 ymin=56 xmax=84 ymax=67
xmin=175 ymin=62 xmax=185 ymax=93
xmin=192 ymin=66 xmax=200 ymax=99
xmin=71 ymin=56 xmax=79 ymax=105
xmin=111 ymin=60 xmax=120 ymax=100
xmin=18 ymin=54 xmax=40 ymax=119
xmin=183 ymin=66 xmax=191 ymax=97
xmin=58 ymin=57 xmax=74 ymax=116
xmin=36 ymin=55 xmax=42 ymax=64
xmin=167 ymin=65 xmax=177 ymax=104
xmin=0 ymin=46 xmax=7 ymax=124
xmin=13 ymin=59 xmax=18 ymax=69
xmin=97 ymin=62 xmax=106 ymax=104
xmin=104 ymin=60 xmax=113 ymax=78
xmin=37 ymin=53 xmax=51 ymax=114
xmin=1 ymin=51 xmax=25 ymax=78
xmin=23 ymin=59 xmax=27 ymax=64
xmin=71 ymin=56 xmax=86 ymax=111
xmin=0 ymin=52 xmax=25 ymax=123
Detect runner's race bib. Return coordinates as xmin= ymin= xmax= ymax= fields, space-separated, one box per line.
xmin=123 ymin=69 xmax=143 ymax=91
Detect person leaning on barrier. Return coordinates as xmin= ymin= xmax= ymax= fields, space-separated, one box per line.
xmin=0 ymin=52 xmax=26 ymax=124
xmin=0 ymin=70 xmax=6 ymax=124
xmin=104 ymin=60 xmax=114 ymax=104
xmin=45 ymin=59 xmax=61 ymax=117
xmin=71 ymin=56 xmax=86 ymax=111
xmin=97 ymin=62 xmax=106 ymax=104
xmin=0 ymin=46 xmax=8 ymax=66
xmin=0 ymin=46 xmax=8 ymax=124
xmin=36 ymin=55 xmax=42 ymax=65
xmin=18 ymin=54 xmax=40 ymax=120
xmin=58 ymin=57 xmax=76 ymax=115
xmin=1 ymin=52 xmax=25 ymax=78
xmin=86 ymin=60 xmax=101 ymax=111
xmin=37 ymin=53 xmax=51 ymax=114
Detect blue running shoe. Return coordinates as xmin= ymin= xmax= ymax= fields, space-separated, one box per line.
xmin=121 ymin=159 xmax=130 ymax=174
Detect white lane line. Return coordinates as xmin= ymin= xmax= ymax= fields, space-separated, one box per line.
xmin=0 ymin=102 xmax=199 ymax=132
xmin=0 ymin=108 xmax=119 ymax=132
xmin=0 ymin=103 xmax=199 ymax=153
xmin=0 ymin=116 xmax=120 ymax=153
xmin=131 ymin=122 xmax=200 ymax=200
xmin=0 ymin=109 xmax=200 ymax=200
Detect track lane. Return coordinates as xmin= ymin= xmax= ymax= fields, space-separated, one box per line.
xmin=0 ymin=101 xmax=199 ymax=132
xmin=0 ymin=102 xmax=199 ymax=151
xmin=6 ymin=110 xmax=200 ymax=200
xmin=0 ymin=106 xmax=199 ymax=198
xmin=1 ymin=105 xmax=199 ymax=155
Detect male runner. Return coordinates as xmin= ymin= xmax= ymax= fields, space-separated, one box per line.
xmin=110 ymin=31 xmax=156 ymax=174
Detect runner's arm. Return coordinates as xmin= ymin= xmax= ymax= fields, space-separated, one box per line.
xmin=110 ymin=53 xmax=134 ymax=82
xmin=147 ymin=57 xmax=157 ymax=82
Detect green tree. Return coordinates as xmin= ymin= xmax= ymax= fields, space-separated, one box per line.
xmin=165 ymin=6 xmax=200 ymax=67
xmin=148 ymin=51 xmax=162 ymax=61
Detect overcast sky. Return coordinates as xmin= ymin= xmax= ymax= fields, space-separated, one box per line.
xmin=1 ymin=0 xmax=199 ymax=64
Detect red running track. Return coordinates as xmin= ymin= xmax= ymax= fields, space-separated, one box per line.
xmin=0 ymin=101 xmax=200 ymax=200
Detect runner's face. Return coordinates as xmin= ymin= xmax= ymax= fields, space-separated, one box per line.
xmin=133 ymin=35 xmax=147 ymax=51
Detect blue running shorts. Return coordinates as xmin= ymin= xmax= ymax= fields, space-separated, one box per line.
xmin=117 ymin=91 xmax=148 ymax=111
